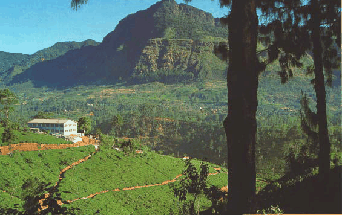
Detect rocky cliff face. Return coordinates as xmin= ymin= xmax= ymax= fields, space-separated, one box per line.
xmin=134 ymin=38 xmax=228 ymax=77
xmin=6 ymin=0 xmax=228 ymax=88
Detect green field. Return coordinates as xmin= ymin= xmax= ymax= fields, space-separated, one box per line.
xmin=0 ymin=145 xmax=229 ymax=214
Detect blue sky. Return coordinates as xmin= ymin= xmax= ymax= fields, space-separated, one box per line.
xmin=0 ymin=0 xmax=228 ymax=55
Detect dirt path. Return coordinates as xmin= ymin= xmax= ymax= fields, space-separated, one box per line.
xmin=38 ymin=144 xmax=100 ymax=211
xmin=0 ymin=136 xmax=99 ymax=155
xmin=1 ymin=139 xmax=270 ymax=212
xmin=37 ymin=146 xmax=228 ymax=211
xmin=0 ymin=139 xmax=230 ymax=212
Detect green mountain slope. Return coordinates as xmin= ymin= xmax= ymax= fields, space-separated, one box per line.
xmin=0 ymin=144 xmax=228 ymax=214
xmin=6 ymin=0 xmax=228 ymax=88
xmin=1 ymin=39 xmax=100 ymax=85
xmin=4 ymin=0 xmax=340 ymax=89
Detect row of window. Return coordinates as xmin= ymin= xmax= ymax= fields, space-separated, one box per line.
xmin=48 ymin=129 xmax=60 ymax=133
xmin=42 ymin=128 xmax=76 ymax=133
xmin=28 ymin=123 xmax=76 ymax=128
xmin=28 ymin=123 xmax=63 ymax=127
xmin=65 ymin=129 xmax=76 ymax=132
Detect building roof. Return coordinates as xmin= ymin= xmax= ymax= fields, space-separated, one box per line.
xmin=27 ymin=119 xmax=75 ymax=124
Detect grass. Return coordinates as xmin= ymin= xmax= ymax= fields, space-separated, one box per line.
xmin=62 ymin=185 xmax=201 ymax=215
xmin=0 ymin=127 xmax=73 ymax=146
xmin=0 ymin=145 xmax=95 ymax=202
xmin=58 ymin=148 xmax=227 ymax=201
xmin=0 ymin=144 xmax=228 ymax=214
xmin=1 ymin=72 xmax=340 ymax=213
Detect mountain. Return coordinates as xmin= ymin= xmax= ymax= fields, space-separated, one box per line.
xmin=5 ymin=0 xmax=228 ymax=88
xmin=4 ymin=0 xmax=339 ymax=89
xmin=1 ymin=39 xmax=100 ymax=85
xmin=0 ymin=52 xmax=30 ymax=76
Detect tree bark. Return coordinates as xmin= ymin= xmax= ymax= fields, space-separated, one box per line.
xmin=224 ymin=0 xmax=258 ymax=213
xmin=311 ymin=0 xmax=330 ymax=191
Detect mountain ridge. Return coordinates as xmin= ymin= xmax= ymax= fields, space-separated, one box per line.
xmin=3 ymin=0 xmax=228 ymax=88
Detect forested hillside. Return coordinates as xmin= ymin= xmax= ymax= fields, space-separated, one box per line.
xmin=4 ymin=0 xmax=229 ymax=88
xmin=0 ymin=39 xmax=100 ymax=86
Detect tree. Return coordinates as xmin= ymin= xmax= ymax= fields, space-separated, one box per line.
xmin=295 ymin=0 xmax=340 ymax=192
xmin=223 ymin=1 xmax=263 ymax=212
xmin=70 ymin=0 xmax=340 ymax=212
xmin=73 ymin=0 xmax=259 ymax=212
xmin=33 ymin=111 xmax=54 ymax=119
xmin=259 ymin=0 xmax=340 ymax=194
xmin=1 ymin=119 xmax=19 ymax=145
xmin=21 ymin=177 xmax=79 ymax=214
xmin=21 ymin=177 xmax=47 ymax=214
xmin=170 ymin=159 xmax=226 ymax=214
xmin=110 ymin=114 xmax=123 ymax=137
xmin=0 ymin=89 xmax=18 ymax=120
xmin=77 ymin=116 xmax=92 ymax=135
xmin=308 ymin=0 xmax=339 ymax=192
xmin=71 ymin=0 xmax=88 ymax=11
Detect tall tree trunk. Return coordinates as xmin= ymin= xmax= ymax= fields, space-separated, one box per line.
xmin=224 ymin=0 xmax=258 ymax=213
xmin=311 ymin=0 xmax=330 ymax=191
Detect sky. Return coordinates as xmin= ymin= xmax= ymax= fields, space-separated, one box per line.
xmin=0 ymin=0 xmax=229 ymax=55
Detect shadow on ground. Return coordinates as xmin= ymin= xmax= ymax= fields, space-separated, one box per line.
xmin=255 ymin=164 xmax=341 ymax=213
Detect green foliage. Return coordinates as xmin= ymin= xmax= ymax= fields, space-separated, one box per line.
xmin=110 ymin=114 xmax=123 ymax=137
xmin=77 ymin=116 xmax=91 ymax=135
xmin=21 ymin=177 xmax=49 ymax=214
xmin=0 ymin=88 xmax=18 ymax=119
xmin=1 ymin=119 xmax=19 ymax=145
xmin=169 ymin=159 xmax=226 ymax=214
xmin=98 ymin=133 xmax=114 ymax=149
xmin=71 ymin=0 xmax=88 ymax=11
xmin=58 ymin=148 xmax=184 ymax=200
xmin=163 ymin=27 xmax=176 ymax=39
xmin=0 ymin=128 xmax=73 ymax=146
xmin=133 ymin=68 xmax=195 ymax=84
xmin=0 ymin=146 xmax=95 ymax=211
xmin=257 ymin=205 xmax=284 ymax=214
xmin=153 ymin=1 xmax=227 ymax=40
xmin=33 ymin=111 xmax=54 ymax=119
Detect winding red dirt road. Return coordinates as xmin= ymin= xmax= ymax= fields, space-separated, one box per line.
xmin=37 ymin=145 xmax=228 ymax=211
xmin=1 ymin=139 xmax=270 ymax=212
xmin=1 ymin=138 xmax=232 ymax=212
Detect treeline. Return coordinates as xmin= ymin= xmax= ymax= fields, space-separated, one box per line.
xmin=131 ymin=69 xmax=195 ymax=84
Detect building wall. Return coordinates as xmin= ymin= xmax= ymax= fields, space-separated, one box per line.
xmin=27 ymin=120 xmax=78 ymax=136
xmin=28 ymin=123 xmax=64 ymax=134
xmin=63 ymin=121 xmax=77 ymax=136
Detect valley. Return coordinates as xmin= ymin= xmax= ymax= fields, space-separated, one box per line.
xmin=0 ymin=0 xmax=340 ymax=213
